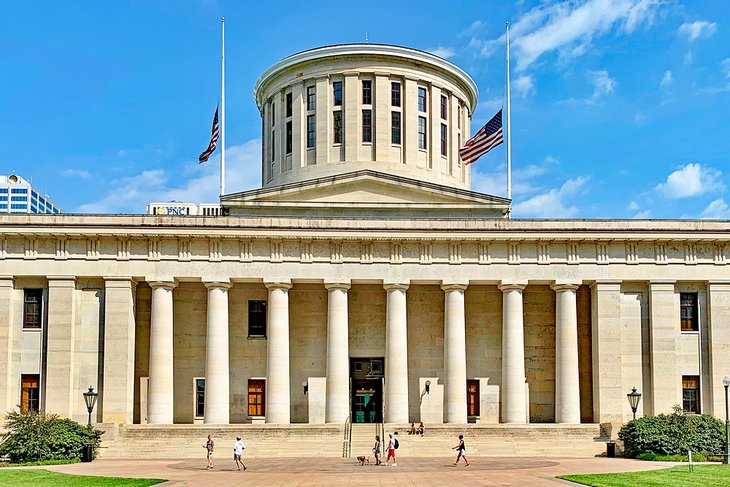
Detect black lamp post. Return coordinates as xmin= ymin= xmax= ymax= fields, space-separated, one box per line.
xmin=425 ymin=380 xmax=431 ymax=395
xmin=627 ymin=387 xmax=641 ymax=421
xmin=83 ymin=386 xmax=98 ymax=428
xmin=722 ymin=377 xmax=730 ymax=465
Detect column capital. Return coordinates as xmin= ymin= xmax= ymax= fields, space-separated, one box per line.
xmin=441 ymin=283 xmax=468 ymax=292
xmin=383 ymin=282 xmax=409 ymax=292
xmin=104 ymin=276 xmax=135 ymax=289
xmin=204 ymin=281 xmax=232 ymax=290
xmin=498 ymin=281 xmax=527 ymax=292
xmin=324 ymin=281 xmax=351 ymax=291
xmin=589 ymin=280 xmax=622 ymax=290
xmin=47 ymin=275 xmax=76 ymax=286
xmin=148 ymin=280 xmax=177 ymax=290
xmin=550 ymin=282 xmax=580 ymax=292
xmin=0 ymin=276 xmax=14 ymax=288
xmin=265 ymin=280 xmax=292 ymax=291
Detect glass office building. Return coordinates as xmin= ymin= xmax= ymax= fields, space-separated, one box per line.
xmin=0 ymin=175 xmax=61 ymax=214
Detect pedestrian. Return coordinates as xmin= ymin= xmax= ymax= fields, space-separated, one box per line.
xmin=373 ymin=435 xmax=382 ymax=465
xmin=205 ymin=434 xmax=215 ymax=469
xmin=385 ymin=433 xmax=398 ymax=466
xmin=233 ymin=435 xmax=247 ymax=471
xmin=452 ymin=434 xmax=469 ymax=467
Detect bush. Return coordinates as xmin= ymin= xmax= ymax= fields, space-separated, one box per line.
xmin=636 ymin=452 xmax=725 ymax=462
xmin=619 ymin=409 xmax=726 ymax=458
xmin=0 ymin=410 xmax=103 ymax=463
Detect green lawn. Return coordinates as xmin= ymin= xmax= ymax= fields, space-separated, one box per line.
xmin=0 ymin=469 xmax=166 ymax=486
xmin=559 ymin=465 xmax=730 ymax=487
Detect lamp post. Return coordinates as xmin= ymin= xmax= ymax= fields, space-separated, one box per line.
xmin=627 ymin=387 xmax=641 ymax=421
xmin=82 ymin=386 xmax=98 ymax=428
xmin=722 ymin=377 xmax=730 ymax=465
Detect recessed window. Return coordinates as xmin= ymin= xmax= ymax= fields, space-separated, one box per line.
xmin=440 ymin=123 xmax=447 ymax=156
xmin=362 ymin=80 xmax=372 ymax=105
xmin=248 ymin=379 xmax=265 ymax=416
xmin=21 ymin=374 xmax=40 ymax=413
xmin=333 ymin=111 xmax=343 ymax=144
xmin=248 ymin=300 xmax=267 ymax=337
xmin=441 ymin=95 xmax=448 ymax=119
xmin=682 ymin=376 xmax=700 ymax=414
xmin=307 ymin=114 xmax=316 ymax=148
xmin=467 ymin=379 xmax=480 ymax=416
xmin=391 ymin=112 xmax=401 ymax=145
xmin=194 ymin=378 xmax=205 ymax=418
xmin=285 ymin=121 xmax=292 ymax=155
xmin=418 ymin=116 xmax=427 ymax=149
xmin=271 ymin=130 xmax=275 ymax=162
xmin=271 ymin=102 xmax=275 ymax=126
xmin=391 ymin=82 xmax=401 ymax=107
xmin=457 ymin=104 xmax=462 ymax=129
xmin=362 ymin=109 xmax=372 ymax=143
xmin=307 ymin=86 xmax=316 ymax=111
xmin=418 ymin=87 xmax=427 ymax=112
xmin=680 ymin=293 xmax=698 ymax=332
xmin=285 ymin=92 xmax=292 ymax=118
xmin=333 ymin=81 xmax=343 ymax=106
xmin=23 ymin=289 xmax=42 ymax=329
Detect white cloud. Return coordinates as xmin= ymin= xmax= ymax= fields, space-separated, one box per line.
xmin=701 ymin=199 xmax=730 ymax=219
xmin=76 ymin=140 xmax=261 ymax=213
xmin=633 ymin=112 xmax=646 ymax=124
xmin=512 ymin=176 xmax=590 ymax=218
xmin=678 ymin=20 xmax=717 ymax=42
xmin=588 ymin=69 xmax=616 ymax=103
xmin=684 ymin=51 xmax=693 ymax=65
xmin=513 ymin=75 xmax=535 ymax=98
xmin=660 ymin=70 xmax=672 ymax=89
xmin=723 ymin=58 xmax=730 ymax=78
xmin=62 ymin=169 xmax=90 ymax=179
xmin=655 ymin=163 xmax=725 ymax=199
xmin=632 ymin=209 xmax=652 ymax=219
xmin=460 ymin=21 xmax=484 ymax=37
xmin=429 ymin=46 xmax=456 ymax=59
xmin=627 ymin=201 xmax=640 ymax=210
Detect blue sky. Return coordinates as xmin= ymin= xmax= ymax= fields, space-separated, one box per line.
xmin=1 ymin=1 xmax=729 ymax=218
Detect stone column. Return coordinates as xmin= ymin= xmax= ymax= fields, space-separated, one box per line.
xmin=325 ymin=281 xmax=350 ymax=423
xmin=499 ymin=282 xmax=527 ymax=423
xmin=442 ymin=283 xmax=468 ymax=424
xmin=706 ymin=281 xmax=730 ymax=417
xmin=0 ymin=277 xmax=13 ymax=413
xmin=384 ymin=283 xmax=409 ymax=423
xmin=590 ymin=280 xmax=623 ymax=423
xmin=265 ymin=281 xmax=292 ymax=424
xmin=45 ymin=276 xmax=77 ymax=417
xmin=102 ymin=277 xmax=136 ymax=424
xmin=204 ymin=281 xmax=232 ymax=424
xmin=147 ymin=281 xmax=176 ymax=424
xmin=648 ymin=281 xmax=679 ymax=415
xmin=552 ymin=282 xmax=581 ymax=424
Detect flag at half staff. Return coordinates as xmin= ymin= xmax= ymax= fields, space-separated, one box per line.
xmin=198 ymin=106 xmax=220 ymax=163
xmin=459 ymin=109 xmax=503 ymax=165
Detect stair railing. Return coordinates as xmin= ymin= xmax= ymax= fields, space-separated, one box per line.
xmin=342 ymin=414 xmax=352 ymax=458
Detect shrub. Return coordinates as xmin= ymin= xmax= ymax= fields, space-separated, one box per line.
xmin=0 ymin=409 xmax=103 ymax=463
xmin=619 ymin=409 xmax=726 ymax=458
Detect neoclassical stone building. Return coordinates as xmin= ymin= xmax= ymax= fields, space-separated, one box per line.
xmin=1 ymin=44 xmax=729 ymax=430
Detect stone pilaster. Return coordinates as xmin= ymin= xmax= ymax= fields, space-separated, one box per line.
xmin=0 ymin=277 xmax=13 ymax=413
xmin=204 ymin=281 xmax=232 ymax=424
xmin=552 ymin=282 xmax=581 ymax=424
xmin=147 ymin=281 xmax=176 ymax=424
xmin=648 ymin=281 xmax=679 ymax=415
xmin=499 ymin=282 xmax=527 ymax=423
xmin=45 ymin=276 xmax=76 ymax=417
xmin=590 ymin=280 xmax=623 ymax=423
xmin=442 ymin=283 xmax=468 ymax=424
xmin=325 ymin=281 xmax=350 ymax=423
xmin=707 ymin=281 xmax=730 ymax=416
xmin=384 ymin=282 xmax=409 ymax=423
xmin=265 ymin=281 xmax=292 ymax=424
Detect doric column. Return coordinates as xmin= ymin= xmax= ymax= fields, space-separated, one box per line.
xmin=265 ymin=281 xmax=292 ymax=424
xmin=590 ymin=280 xmax=623 ymax=422
xmin=102 ymin=277 xmax=136 ymax=424
xmin=147 ymin=280 xmax=176 ymax=424
xmin=384 ymin=283 xmax=409 ymax=423
xmin=551 ymin=282 xmax=581 ymax=424
xmin=325 ymin=281 xmax=351 ymax=423
xmin=204 ymin=281 xmax=232 ymax=424
xmin=45 ymin=276 xmax=77 ymax=417
xmin=442 ymin=283 xmax=468 ymax=424
xmin=499 ymin=282 xmax=527 ymax=423
xmin=0 ymin=277 xmax=14 ymax=414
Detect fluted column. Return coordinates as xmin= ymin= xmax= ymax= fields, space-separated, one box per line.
xmin=325 ymin=281 xmax=351 ymax=423
xmin=499 ymin=282 xmax=527 ymax=423
xmin=148 ymin=281 xmax=176 ymax=424
xmin=384 ymin=283 xmax=409 ymax=423
xmin=204 ymin=281 xmax=232 ymax=424
xmin=265 ymin=281 xmax=292 ymax=424
xmin=552 ymin=282 xmax=581 ymax=424
xmin=442 ymin=283 xmax=468 ymax=423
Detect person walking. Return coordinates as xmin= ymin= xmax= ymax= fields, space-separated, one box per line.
xmin=452 ymin=434 xmax=469 ymax=467
xmin=205 ymin=434 xmax=215 ymax=470
xmin=385 ymin=433 xmax=397 ymax=466
xmin=373 ymin=435 xmax=382 ymax=465
xmin=233 ymin=435 xmax=247 ymax=471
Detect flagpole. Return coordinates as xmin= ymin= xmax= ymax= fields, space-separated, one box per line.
xmin=220 ymin=16 xmax=226 ymax=198
xmin=505 ymin=21 xmax=512 ymax=219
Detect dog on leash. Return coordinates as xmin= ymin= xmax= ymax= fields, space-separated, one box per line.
xmin=356 ymin=455 xmax=371 ymax=465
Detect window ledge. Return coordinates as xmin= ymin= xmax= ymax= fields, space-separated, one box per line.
xmin=22 ymin=327 xmax=42 ymax=333
xmin=248 ymin=336 xmax=267 ymax=340
xmin=681 ymin=330 xmax=700 ymax=335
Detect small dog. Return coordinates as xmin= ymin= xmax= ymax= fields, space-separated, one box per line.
xmin=356 ymin=455 xmax=371 ymax=465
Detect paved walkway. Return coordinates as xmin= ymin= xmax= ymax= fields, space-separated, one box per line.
xmin=44 ymin=457 xmax=678 ymax=486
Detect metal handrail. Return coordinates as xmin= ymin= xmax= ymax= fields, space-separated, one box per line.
xmin=342 ymin=414 xmax=352 ymax=458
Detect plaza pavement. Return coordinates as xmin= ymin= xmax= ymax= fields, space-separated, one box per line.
xmin=43 ymin=456 xmax=679 ymax=486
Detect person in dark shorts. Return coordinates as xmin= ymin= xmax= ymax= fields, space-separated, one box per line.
xmin=452 ymin=434 xmax=470 ymax=466
xmin=233 ymin=435 xmax=247 ymax=471
xmin=205 ymin=434 xmax=215 ymax=469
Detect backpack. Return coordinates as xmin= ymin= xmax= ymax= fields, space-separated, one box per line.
xmin=393 ymin=438 xmax=399 ymax=449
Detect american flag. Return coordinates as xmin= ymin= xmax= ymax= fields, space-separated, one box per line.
xmin=459 ymin=109 xmax=503 ymax=165
xmin=198 ymin=106 xmax=219 ymax=163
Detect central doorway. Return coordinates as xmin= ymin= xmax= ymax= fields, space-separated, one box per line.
xmin=350 ymin=357 xmax=384 ymax=423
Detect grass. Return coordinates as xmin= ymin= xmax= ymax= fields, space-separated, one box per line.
xmin=0 ymin=459 xmax=79 ymax=467
xmin=559 ymin=465 xmax=730 ymax=486
xmin=636 ymin=452 xmax=725 ymax=462
xmin=0 ymin=469 xmax=166 ymax=486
